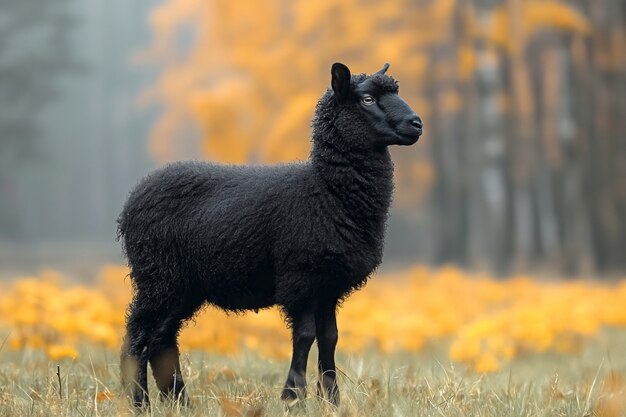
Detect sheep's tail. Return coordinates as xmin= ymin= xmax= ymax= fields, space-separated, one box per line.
xmin=116 ymin=208 xmax=159 ymax=289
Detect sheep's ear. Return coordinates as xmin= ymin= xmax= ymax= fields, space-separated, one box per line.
xmin=331 ymin=62 xmax=351 ymax=104
xmin=373 ymin=62 xmax=390 ymax=76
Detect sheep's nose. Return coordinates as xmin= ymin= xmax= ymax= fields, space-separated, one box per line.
xmin=410 ymin=117 xmax=423 ymax=130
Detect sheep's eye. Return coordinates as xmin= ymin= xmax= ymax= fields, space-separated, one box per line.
xmin=361 ymin=95 xmax=375 ymax=106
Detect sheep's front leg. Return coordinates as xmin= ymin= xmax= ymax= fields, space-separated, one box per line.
xmin=315 ymin=302 xmax=340 ymax=406
xmin=281 ymin=311 xmax=316 ymax=405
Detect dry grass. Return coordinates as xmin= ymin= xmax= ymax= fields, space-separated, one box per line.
xmin=2 ymin=265 xmax=626 ymax=415
xmin=1 ymin=330 xmax=625 ymax=417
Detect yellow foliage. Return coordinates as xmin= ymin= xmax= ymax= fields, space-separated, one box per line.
xmin=484 ymin=0 xmax=590 ymax=50
xmin=144 ymin=0 xmax=596 ymax=209
xmin=457 ymin=43 xmax=477 ymax=80
xmin=143 ymin=0 xmax=596 ymax=158
xmin=524 ymin=0 xmax=590 ymax=35
xmin=147 ymin=0 xmax=451 ymax=171
xmin=1 ymin=265 xmax=625 ymax=374
xmin=46 ymin=344 xmax=78 ymax=360
xmin=474 ymin=351 xmax=501 ymax=373
xmin=262 ymin=93 xmax=318 ymax=163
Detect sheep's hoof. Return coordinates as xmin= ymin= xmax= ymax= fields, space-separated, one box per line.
xmin=130 ymin=392 xmax=150 ymax=411
xmin=316 ymin=381 xmax=340 ymax=407
xmin=284 ymin=397 xmax=301 ymax=410
xmin=281 ymin=387 xmax=305 ymax=410
xmin=159 ymin=391 xmax=191 ymax=408
xmin=131 ymin=401 xmax=150 ymax=414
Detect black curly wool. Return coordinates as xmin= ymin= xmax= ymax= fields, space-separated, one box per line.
xmin=118 ymin=62 xmax=422 ymax=408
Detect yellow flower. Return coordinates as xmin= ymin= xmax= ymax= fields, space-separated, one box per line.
xmin=47 ymin=344 xmax=78 ymax=360
xmin=474 ymin=352 xmax=500 ymax=373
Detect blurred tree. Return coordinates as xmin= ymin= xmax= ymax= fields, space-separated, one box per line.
xmin=0 ymin=0 xmax=79 ymax=156
xmin=146 ymin=0 xmax=626 ymax=275
xmin=0 ymin=0 xmax=78 ymax=238
xmin=143 ymin=0 xmax=435 ymax=189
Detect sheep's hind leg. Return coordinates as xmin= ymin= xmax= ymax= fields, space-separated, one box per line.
xmin=281 ymin=310 xmax=316 ymax=406
xmin=148 ymin=305 xmax=199 ymax=406
xmin=315 ymin=302 xmax=340 ymax=406
xmin=121 ymin=300 xmax=151 ymax=409
xmin=150 ymin=346 xmax=186 ymax=404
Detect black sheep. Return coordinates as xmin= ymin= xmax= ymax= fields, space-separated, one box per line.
xmin=118 ymin=62 xmax=423 ymax=408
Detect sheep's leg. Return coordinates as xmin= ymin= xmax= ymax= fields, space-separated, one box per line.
xmin=148 ymin=314 xmax=189 ymax=405
xmin=281 ymin=310 xmax=316 ymax=405
xmin=121 ymin=301 xmax=150 ymax=409
xmin=315 ymin=303 xmax=340 ymax=406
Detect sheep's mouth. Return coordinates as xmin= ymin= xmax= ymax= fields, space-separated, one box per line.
xmin=396 ymin=129 xmax=421 ymax=145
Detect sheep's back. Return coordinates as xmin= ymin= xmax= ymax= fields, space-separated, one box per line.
xmin=118 ymin=161 xmax=313 ymax=289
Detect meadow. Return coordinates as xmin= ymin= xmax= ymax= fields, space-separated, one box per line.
xmin=1 ymin=266 xmax=625 ymax=416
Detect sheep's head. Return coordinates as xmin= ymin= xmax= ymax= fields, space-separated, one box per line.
xmin=314 ymin=62 xmax=423 ymax=153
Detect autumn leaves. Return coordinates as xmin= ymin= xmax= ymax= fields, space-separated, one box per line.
xmin=2 ymin=265 xmax=625 ymax=373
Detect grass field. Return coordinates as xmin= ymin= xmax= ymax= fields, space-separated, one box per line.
xmin=1 ymin=266 xmax=626 ymax=416
xmin=0 ymin=330 xmax=625 ymax=416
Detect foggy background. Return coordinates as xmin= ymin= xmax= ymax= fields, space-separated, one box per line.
xmin=1 ymin=0 xmax=625 ymax=278
xmin=0 ymin=0 xmax=156 ymax=276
